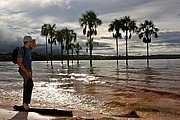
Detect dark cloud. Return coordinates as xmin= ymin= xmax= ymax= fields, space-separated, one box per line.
xmin=156 ymin=32 xmax=180 ymax=44
xmin=0 ymin=29 xmax=22 ymax=53
xmin=100 ymin=36 xmax=113 ymax=39
xmin=0 ymin=0 xmax=180 ymax=55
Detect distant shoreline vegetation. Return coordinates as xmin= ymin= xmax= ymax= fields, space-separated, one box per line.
xmin=0 ymin=52 xmax=180 ymax=62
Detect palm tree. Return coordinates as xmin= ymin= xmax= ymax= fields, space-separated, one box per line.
xmin=121 ymin=16 xmax=138 ymax=66
xmin=63 ymin=28 xmax=76 ymax=67
xmin=79 ymin=10 xmax=102 ymax=67
xmin=108 ymin=19 xmax=122 ymax=65
xmin=75 ymin=43 xmax=82 ymax=65
xmin=55 ymin=29 xmax=65 ymax=65
xmin=41 ymin=23 xmax=49 ymax=63
xmin=47 ymin=24 xmax=56 ymax=67
xmin=137 ymin=20 xmax=159 ymax=67
xmin=85 ymin=38 xmax=98 ymax=53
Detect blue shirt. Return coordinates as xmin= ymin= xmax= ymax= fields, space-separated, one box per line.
xmin=18 ymin=47 xmax=32 ymax=71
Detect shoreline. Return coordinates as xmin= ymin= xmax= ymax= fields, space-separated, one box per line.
xmin=0 ymin=88 xmax=180 ymax=120
xmin=0 ymin=101 xmax=179 ymax=120
xmin=0 ymin=93 xmax=117 ymax=120
xmin=0 ymin=104 xmax=119 ymax=120
xmin=0 ymin=53 xmax=180 ymax=62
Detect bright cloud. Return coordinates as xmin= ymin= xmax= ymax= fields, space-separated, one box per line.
xmin=0 ymin=0 xmax=180 ymax=55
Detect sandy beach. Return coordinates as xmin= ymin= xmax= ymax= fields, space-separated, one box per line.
xmin=0 ymin=105 xmax=117 ymax=120
xmin=0 ymin=108 xmax=107 ymax=120
xmin=0 ymin=97 xmax=114 ymax=120
xmin=1 ymin=106 xmax=179 ymax=120
xmin=0 ymin=103 xmax=179 ymax=120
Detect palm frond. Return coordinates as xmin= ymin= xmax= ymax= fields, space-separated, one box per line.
xmin=138 ymin=20 xmax=159 ymax=42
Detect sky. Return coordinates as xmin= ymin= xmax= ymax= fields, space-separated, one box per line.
xmin=0 ymin=0 xmax=180 ymax=55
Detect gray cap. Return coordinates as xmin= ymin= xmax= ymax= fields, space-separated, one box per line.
xmin=23 ymin=36 xmax=33 ymax=42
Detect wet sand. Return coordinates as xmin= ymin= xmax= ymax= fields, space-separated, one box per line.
xmin=81 ymin=83 xmax=180 ymax=120
xmin=0 ymin=96 xmax=114 ymax=120
xmin=0 ymin=105 xmax=116 ymax=120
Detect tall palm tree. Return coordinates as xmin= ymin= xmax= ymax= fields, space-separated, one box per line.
xmin=79 ymin=10 xmax=102 ymax=67
xmin=75 ymin=42 xmax=82 ymax=65
xmin=121 ymin=16 xmax=138 ymax=66
xmin=85 ymin=38 xmax=98 ymax=53
xmin=47 ymin=24 xmax=56 ymax=67
xmin=63 ymin=28 xmax=76 ymax=67
xmin=41 ymin=23 xmax=49 ymax=63
xmin=137 ymin=20 xmax=159 ymax=67
xmin=108 ymin=19 xmax=122 ymax=65
xmin=55 ymin=29 xmax=65 ymax=65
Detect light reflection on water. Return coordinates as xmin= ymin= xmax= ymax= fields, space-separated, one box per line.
xmin=0 ymin=59 xmax=180 ymax=115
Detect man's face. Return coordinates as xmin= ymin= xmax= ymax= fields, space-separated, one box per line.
xmin=30 ymin=41 xmax=34 ymax=47
xmin=26 ymin=41 xmax=33 ymax=47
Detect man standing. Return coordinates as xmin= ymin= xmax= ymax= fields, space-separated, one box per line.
xmin=17 ymin=36 xmax=36 ymax=110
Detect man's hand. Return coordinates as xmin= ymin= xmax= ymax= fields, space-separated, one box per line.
xmin=26 ymin=71 xmax=32 ymax=78
xmin=32 ymin=39 xmax=36 ymax=49
xmin=17 ymin=58 xmax=32 ymax=78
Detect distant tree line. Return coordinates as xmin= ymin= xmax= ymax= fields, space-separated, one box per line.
xmin=0 ymin=53 xmax=180 ymax=62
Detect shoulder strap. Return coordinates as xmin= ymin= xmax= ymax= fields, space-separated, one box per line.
xmin=22 ymin=46 xmax=26 ymax=59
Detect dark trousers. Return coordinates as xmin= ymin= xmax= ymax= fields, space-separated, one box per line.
xmin=19 ymin=69 xmax=34 ymax=104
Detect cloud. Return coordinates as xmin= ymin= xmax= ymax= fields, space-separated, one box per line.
xmin=0 ymin=0 xmax=180 ymax=55
xmin=0 ymin=28 xmax=23 ymax=53
xmin=150 ymin=32 xmax=180 ymax=54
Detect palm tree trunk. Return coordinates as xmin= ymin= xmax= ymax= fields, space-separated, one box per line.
xmin=116 ymin=37 xmax=119 ymax=65
xmin=50 ymin=40 xmax=53 ymax=67
xmin=72 ymin=49 xmax=73 ymax=65
xmin=67 ymin=50 xmax=69 ymax=67
xmin=90 ymin=35 xmax=93 ymax=67
xmin=46 ymin=36 xmax=48 ymax=63
xmin=147 ymin=42 xmax=149 ymax=67
xmin=67 ymin=45 xmax=69 ymax=68
xmin=61 ymin=43 xmax=63 ymax=65
xmin=77 ymin=52 xmax=79 ymax=65
xmin=125 ymin=24 xmax=128 ymax=66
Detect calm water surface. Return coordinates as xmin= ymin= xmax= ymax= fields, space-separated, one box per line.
xmin=0 ymin=59 xmax=180 ymax=115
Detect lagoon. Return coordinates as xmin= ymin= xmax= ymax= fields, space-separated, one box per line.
xmin=0 ymin=59 xmax=180 ymax=119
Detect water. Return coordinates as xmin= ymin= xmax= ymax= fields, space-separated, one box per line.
xmin=0 ymin=59 xmax=180 ymax=116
